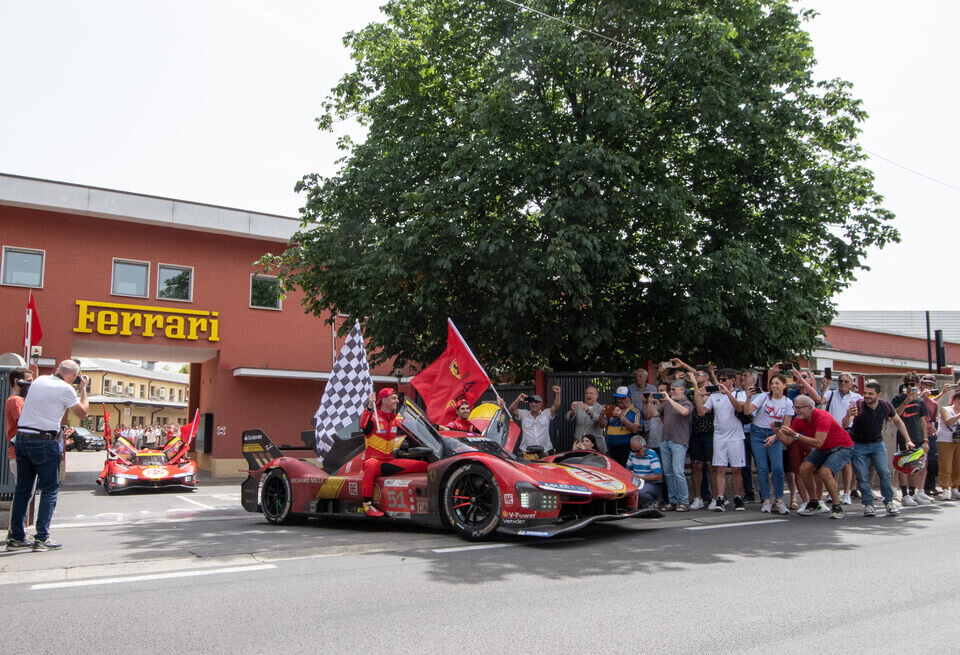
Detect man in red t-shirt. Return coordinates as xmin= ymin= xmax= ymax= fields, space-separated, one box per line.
xmin=776 ymin=395 xmax=853 ymax=518
xmin=5 ymin=367 xmax=35 ymax=483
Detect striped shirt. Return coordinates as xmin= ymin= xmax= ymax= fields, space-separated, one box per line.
xmin=626 ymin=448 xmax=662 ymax=478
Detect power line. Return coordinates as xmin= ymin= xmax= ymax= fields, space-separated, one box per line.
xmin=501 ymin=0 xmax=631 ymax=49
xmin=863 ymin=149 xmax=960 ymax=194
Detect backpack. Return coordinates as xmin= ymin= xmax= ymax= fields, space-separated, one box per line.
xmin=735 ymin=389 xmax=757 ymax=425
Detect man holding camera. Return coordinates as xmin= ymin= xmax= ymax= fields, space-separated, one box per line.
xmin=509 ymin=386 xmax=562 ymax=458
xmin=6 ymin=359 xmax=89 ymax=552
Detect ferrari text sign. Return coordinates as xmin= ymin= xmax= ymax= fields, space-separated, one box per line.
xmin=74 ymin=300 xmax=220 ymax=342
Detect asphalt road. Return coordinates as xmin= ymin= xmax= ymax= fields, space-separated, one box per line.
xmin=2 ymin=452 xmax=959 ymax=653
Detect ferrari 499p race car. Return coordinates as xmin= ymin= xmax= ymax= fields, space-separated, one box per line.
xmin=97 ymin=418 xmax=199 ymax=494
xmin=241 ymin=398 xmax=660 ymax=540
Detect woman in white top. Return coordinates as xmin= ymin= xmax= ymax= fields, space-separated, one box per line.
xmin=937 ymin=391 xmax=960 ymax=500
xmin=742 ymin=374 xmax=795 ymax=514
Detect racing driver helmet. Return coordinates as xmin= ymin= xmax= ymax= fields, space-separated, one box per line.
xmin=892 ymin=448 xmax=926 ymax=476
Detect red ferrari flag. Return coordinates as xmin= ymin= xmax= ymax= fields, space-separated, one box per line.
xmin=103 ymin=404 xmax=112 ymax=448
xmin=180 ymin=409 xmax=200 ymax=449
xmin=23 ymin=291 xmax=42 ymax=358
xmin=411 ymin=319 xmax=491 ymax=425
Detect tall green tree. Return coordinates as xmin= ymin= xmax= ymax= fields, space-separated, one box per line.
xmin=272 ymin=0 xmax=897 ymax=376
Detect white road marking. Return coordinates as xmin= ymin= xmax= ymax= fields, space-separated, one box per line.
xmin=30 ymin=564 xmax=276 ymax=590
xmin=175 ymin=495 xmax=215 ymax=510
xmin=432 ymin=543 xmax=517 ymax=553
xmin=53 ymin=514 xmax=249 ymax=529
xmin=686 ymin=519 xmax=788 ymax=531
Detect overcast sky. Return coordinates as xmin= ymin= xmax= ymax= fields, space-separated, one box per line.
xmin=1 ymin=1 xmax=956 ymax=311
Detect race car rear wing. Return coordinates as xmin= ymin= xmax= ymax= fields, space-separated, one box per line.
xmin=241 ymin=429 xmax=284 ymax=471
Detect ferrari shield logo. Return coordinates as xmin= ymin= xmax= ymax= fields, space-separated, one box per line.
xmin=449 ymin=360 xmax=461 ymax=379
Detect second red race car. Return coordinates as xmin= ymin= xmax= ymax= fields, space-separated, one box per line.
xmin=97 ymin=411 xmax=200 ymax=494
xmin=241 ymin=398 xmax=660 ymax=540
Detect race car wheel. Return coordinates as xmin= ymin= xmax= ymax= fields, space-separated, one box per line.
xmin=442 ymin=464 xmax=501 ymax=540
xmin=261 ymin=468 xmax=296 ymax=525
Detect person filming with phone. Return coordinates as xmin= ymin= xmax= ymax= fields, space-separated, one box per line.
xmin=6 ymin=359 xmax=89 ymax=552
xmin=509 ymin=386 xmax=562 ymax=459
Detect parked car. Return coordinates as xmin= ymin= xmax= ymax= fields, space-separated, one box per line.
xmin=67 ymin=427 xmax=106 ymax=451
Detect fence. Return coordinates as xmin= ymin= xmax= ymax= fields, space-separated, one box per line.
xmin=0 ymin=366 xmax=13 ymax=499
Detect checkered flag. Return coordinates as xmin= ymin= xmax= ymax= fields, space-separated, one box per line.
xmin=313 ymin=321 xmax=373 ymax=463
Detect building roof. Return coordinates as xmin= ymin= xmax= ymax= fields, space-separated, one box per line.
xmin=78 ymin=357 xmax=188 ymax=384
xmin=88 ymin=395 xmax=188 ymax=410
xmin=0 ymin=172 xmax=299 ymax=243
xmin=832 ymin=311 xmax=960 ymax=344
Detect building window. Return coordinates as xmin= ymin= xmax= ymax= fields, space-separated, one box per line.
xmin=157 ymin=264 xmax=193 ymax=302
xmin=139 ymin=384 xmax=145 ymax=398
xmin=1 ymin=246 xmax=45 ymax=287
xmin=112 ymin=259 xmax=149 ymax=297
xmin=250 ymin=274 xmax=282 ymax=310
xmin=103 ymin=378 xmax=110 ymax=394
xmin=178 ymin=389 xmax=183 ymax=402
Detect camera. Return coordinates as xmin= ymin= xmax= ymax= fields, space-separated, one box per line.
xmin=772 ymin=421 xmax=783 ymax=428
xmin=705 ymin=385 xmax=720 ymax=393
xmin=911 ymin=387 xmax=920 ymax=394
xmin=660 ymin=361 xmax=674 ymax=369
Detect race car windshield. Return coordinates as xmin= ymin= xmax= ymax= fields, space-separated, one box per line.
xmin=136 ymin=455 xmax=166 ymax=465
xmin=446 ymin=437 xmax=518 ymax=461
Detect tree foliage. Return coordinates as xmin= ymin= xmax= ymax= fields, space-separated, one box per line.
xmin=272 ymin=0 xmax=898 ymax=376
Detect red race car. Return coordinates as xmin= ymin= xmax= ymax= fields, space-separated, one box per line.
xmin=97 ymin=413 xmax=199 ymax=494
xmin=241 ymin=398 xmax=660 ymax=540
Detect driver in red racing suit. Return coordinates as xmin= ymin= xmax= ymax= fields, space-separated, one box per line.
xmin=359 ymin=388 xmax=429 ymax=517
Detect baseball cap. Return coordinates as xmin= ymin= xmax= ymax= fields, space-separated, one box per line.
xmin=377 ymin=388 xmax=397 ymax=402
xmin=527 ymin=394 xmax=543 ymax=403
xmin=920 ymin=374 xmax=937 ymax=384
xmin=613 ymin=386 xmax=629 ymax=398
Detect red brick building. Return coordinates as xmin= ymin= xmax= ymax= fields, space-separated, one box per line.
xmin=4 ymin=174 xmax=957 ymax=475
xmin=1 ymin=174 xmax=413 ymax=477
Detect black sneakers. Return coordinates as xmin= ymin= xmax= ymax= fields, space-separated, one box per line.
xmin=5 ymin=538 xmax=35 ymax=552
xmin=733 ymin=496 xmax=745 ymax=511
xmin=830 ymin=504 xmax=844 ymax=520
xmin=32 ymin=538 xmax=62 ymax=551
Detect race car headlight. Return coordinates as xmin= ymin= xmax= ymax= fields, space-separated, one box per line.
xmin=112 ymin=476 xmax=126 ymax=485
xmin=516 ymin=482 xmax=559 ymax=511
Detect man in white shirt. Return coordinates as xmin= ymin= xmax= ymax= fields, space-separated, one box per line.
xmin=696 ymin=368 xmax=747 ymax=511
xmin=820 ymin=372 xmax=862 ymax=505
xmin=7 ymin=360 xmax=89 ymax=552
xmin=509 ymin=386 xmax=561 ymax=458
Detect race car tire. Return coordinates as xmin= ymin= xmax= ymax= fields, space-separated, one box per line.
xmin=261 ymin=468 xmax=297 ymax=525
xmin=103 ymin=479 xmax=115 ymax=495
xmin=441 ymin=464 xmax=501 ymax=540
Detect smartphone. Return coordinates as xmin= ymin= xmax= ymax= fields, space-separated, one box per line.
xmin=911 ymin=387 xmax=920 ymax=394
xmin=772 ymin=421 xmax=783 ymax=428
xmin=660 ymin=361 xmax=674 ymax=369
xmin=705 ymin=385 xmax=719 ymax=393
xmin=824 ymin=367 xmax=832 ymax=380
xmin=643 ymin=392 xmax=651 ymax=398
xmin=652 ymin=393 xmax=665 ymax=400
xmin=751 ymin=386 xmax=762 ymax=394
xmin=603 ymin=405 xmax=616 ymax=418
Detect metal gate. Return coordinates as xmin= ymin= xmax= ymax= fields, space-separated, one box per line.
xmin=0 ymin=366 xmax=14 ymax=499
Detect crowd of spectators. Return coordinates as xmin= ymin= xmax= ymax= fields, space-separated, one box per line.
xmin=114 ymin=423 xmax=180 ymax=450
xmin=508 ymin=363 xmax=960 ymax=518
